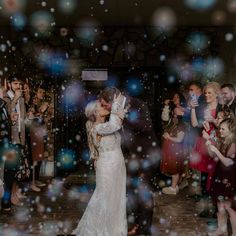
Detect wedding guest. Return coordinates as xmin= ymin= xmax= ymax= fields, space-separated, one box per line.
xmin=4 ymin=75 xmax=27 ymax=205
xmin=186 ymin=81 xmax=206 ymax=146
xmin=207 ymin=117 xmax=236 ymax=236
xmin=161 ymin=91 xmax=187 ymax=126
xmin=28 ymin=86 xmax=49 ymax=190
xmin=23 ymin=82 xmax=32 ymax=110
xmin=184 ymin=81 xmax=206 ymax=196
xmin=190 ymin=82 xmax=222 ymax=217
xmin=161 ymin=107 xmax=188 ymax=195
xmin=0 ymin=85 xmax=17 ymax=212
xmin=221 ymin=83 xmax=236 ymax=115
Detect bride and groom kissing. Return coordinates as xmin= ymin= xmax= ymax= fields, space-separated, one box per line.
xmin=72 ymin=87 xmax=159 ymax=236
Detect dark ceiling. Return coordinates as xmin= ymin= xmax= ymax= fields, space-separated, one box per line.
xmin=0 ymin=0 xmax=236 ymax=27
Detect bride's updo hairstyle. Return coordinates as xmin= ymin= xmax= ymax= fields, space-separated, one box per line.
xmin=85 ymin=100 xmax=98 ymax=122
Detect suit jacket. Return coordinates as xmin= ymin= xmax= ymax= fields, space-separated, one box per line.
xmin=4 ymin=93 xmax=26 ymax=145
xmin=122 ymin=96 xmax=160 ymax=173
xmin=0 ymin=98 xmax=11 ymax=144
xmin=228 ymin=97 xmax=236 ymax=115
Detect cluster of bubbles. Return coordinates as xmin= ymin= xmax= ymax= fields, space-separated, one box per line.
xmin=166 ymin=31 xmax=226 ymax=81
xmin=15 ymin=207 xmax=30 ymax=222
xmin=46 ymin=179 xmax=64 ymax=201
xmin=68 ymin=184 xmax=94 ymax=203
xmin=38 ymin=54 xmax=84 ymax=76
xmin=62 ymin=81 xmax=86 ymax=109
xmin=37 ymin=220 xmax=71 ymax=235
xmin=37 ymin=49 xmax=67 ymax=75
xmin=169 ymin=55 xmax=224 ymax=81
xmin=126 ymin=150 xmax=160 ymax=174
xmin=56 ymin=148 xmax=77 ymax=169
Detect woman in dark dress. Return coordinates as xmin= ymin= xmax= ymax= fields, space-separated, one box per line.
xmin=207 ymin=117 xmax=236 ymax=236
xmin=161 ymin=107 xmax=188 ymax=195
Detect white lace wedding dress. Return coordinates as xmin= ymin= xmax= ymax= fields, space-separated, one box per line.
xmin=72 ymin=113 xmax=127 ymax=236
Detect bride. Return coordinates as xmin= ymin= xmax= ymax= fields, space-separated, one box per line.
xmin=72 ymin=94 xmax=127 ymax=236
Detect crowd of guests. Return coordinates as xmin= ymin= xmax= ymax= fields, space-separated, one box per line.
xmin=0 ymin=75 xmax=235 ymax=235
xmin=160 ymin=81 xmax=236 ymax=235
xmin=0 ymin=75 xmax=53 ymax=213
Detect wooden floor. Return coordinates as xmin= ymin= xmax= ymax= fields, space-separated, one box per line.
xmin=0 ymin=175 xmax=215 ymax=236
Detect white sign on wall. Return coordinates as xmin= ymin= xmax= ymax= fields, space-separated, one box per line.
xmin=82 ymin=69 xmax=108 ymax=81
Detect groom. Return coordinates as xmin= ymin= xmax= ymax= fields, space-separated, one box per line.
xmin=98 ymin=87 xmax=160 ymax=236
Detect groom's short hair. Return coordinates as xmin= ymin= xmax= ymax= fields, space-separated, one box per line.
xmin=98 ymin=87 xmax=120 ymax=103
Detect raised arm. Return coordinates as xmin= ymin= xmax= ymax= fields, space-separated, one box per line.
xmin=95 ymin=94 xmax=125 ymax=135
xmin=161 ymin=105 xmax=170 ymax=122
xmin=95 ymin=113 xmax=122 ymax=135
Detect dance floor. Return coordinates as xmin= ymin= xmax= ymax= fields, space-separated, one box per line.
xmin=0 ymin=174 xmax=211 ymax=236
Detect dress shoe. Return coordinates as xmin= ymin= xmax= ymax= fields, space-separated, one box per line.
xmin=162 ymin=186 xmax=179 ymax=195
xmin=30 ymin=184 xmax=41 ymax=192
xmin=35 ymin=180 xmax=46 ymax=187
xmin=128 ymin=224 xmax=140 ymax=236
xmin=1 ymin=208 xmax=14 ymax=216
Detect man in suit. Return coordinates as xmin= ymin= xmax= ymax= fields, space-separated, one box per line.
xmin=4 ymin=75 xmax=26 ymax=146
xmin=3 ymin=75 xmax=27 ymax=205
xmin=0 ymin=85 xmax=16 ymax=212
xmin=221 ymin=83 xmax=236 ymax=115
xmin=99 ymin=87 xmax=160 ymax=236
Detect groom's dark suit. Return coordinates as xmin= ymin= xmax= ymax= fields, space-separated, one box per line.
xmin=122 ymin=96 xmax=160 ymax=236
